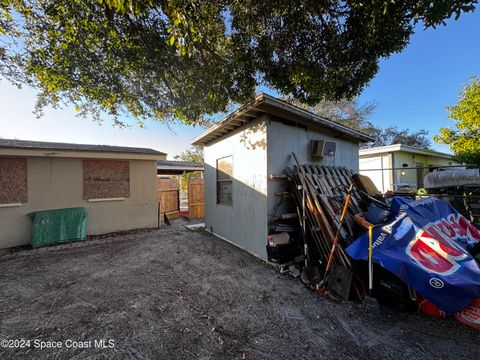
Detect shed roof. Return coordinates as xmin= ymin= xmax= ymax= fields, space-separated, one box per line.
xmin=0 ymin=138 xmax=166 ymax=155
xmin=157 ymin=160 xmax=204 ymax=175
xmin=192 ymin=93 xmax=374 ymax=146
xmin=359 ymin=144 xmax=453 ymax=160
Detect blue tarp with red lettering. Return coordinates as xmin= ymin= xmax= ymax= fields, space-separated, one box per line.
xmin=346 ymin=197 xmax=480 ymax=314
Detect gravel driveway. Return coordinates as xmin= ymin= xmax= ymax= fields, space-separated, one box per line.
xmin=0 ymin=220 xmax=478 ymax=359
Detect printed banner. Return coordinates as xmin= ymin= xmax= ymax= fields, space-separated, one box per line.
xmin=347 ymin=197 xmax=480 ymax=314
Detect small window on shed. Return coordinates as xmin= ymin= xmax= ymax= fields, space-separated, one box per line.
xmin=83 ymin=160 xmax=130 ymax=200
xmin=0 ymin=157 xmax=27 ymax=204
xmin=216 ymin=155 xmax=232 ymax=206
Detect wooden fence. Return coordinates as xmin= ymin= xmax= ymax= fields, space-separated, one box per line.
xmin=157 ymin=178 xmax=180 ymax=220
xmin=188 ymin=178 xmax=205 ymax=219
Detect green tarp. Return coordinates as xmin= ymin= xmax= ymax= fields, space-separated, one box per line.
xmin=28 ymin=207 xmax=88 ymax=247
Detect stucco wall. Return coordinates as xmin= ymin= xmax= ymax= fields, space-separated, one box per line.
xmin=204 ymin=116 xmax=268 ymax=259
xmin=0 ymin=157 xmax=158 ymax=248
xmin=267 ymin=120 xmax=360 ymax=218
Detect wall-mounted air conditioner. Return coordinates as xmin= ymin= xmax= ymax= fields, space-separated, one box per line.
xmin=311 ymin=140 xmax=336 ymax=157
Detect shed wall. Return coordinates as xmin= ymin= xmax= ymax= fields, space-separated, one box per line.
xmin=266 ymin=121 xmax=360 ymax=218
xmin=0 ymin=157 xmax=158 ymax=248
xmin=203 ymin=116 xmax=268 ymax=259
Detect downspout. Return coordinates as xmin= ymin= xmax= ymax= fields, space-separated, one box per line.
xmin=380 ymin=155 xmax=385 ymax=193
xmin=390 ymin=152 xmax=395 ymax=191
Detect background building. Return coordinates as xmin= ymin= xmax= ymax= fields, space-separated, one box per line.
xmin=359 ymin=144 xmax=455 ymax=193
xmin=0 ymin=139 xmax=165 ymax=248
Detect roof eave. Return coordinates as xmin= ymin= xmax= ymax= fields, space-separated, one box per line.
xmin=259 ymin=94 xmax=374 ymax=143
xmin=192 ymin=95 xmax=264 ymax=145
xmin=192 ymin=93 xmax=375 ymax=145
xmin=359 ymin=144 xmax=453 ymax=159
xmin=157 ymin=167 xmax=203 ymax=171
xmin=0 ymin=148 xmax=166 ymax=160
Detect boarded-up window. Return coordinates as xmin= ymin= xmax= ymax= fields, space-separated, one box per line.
xmin=217 ymin=155 xmax=232 ymax=206
xmin=83 ymin=160 xmax=130 ymax=200
xmin=0 ymin=157 xmax=27 ymax=204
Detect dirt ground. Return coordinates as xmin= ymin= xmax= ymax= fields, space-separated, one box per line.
xmin=0 ymin=219 xmax=478 ymax=360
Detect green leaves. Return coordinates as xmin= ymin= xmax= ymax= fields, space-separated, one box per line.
xmin=0 ymin=0 xmax=477 ymax=127
xmin=99 ymin=0 xmax=153 ymax=15
xmin=372 ymin=127 xmax=431 ymax=149
xmin=435 ymin=77 xmax=480 ymax=164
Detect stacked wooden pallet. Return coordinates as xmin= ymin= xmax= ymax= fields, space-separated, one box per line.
xmin=287 ymin=153 xmax=366 ymax=298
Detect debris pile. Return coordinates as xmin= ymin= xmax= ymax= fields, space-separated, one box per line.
xmin=268 ymin=153 xmax=480 ymax=329
xmin=285 ymin=153 xmax=366 ymax=300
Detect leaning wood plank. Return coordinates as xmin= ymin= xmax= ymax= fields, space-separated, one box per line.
xmin=322 ymin=166 xmax=341 ymax=195
xmin=311 ymin=166 xmax=332 ymax=195
xmin=293 ymin=155 xmax=350 ymax=268
xmin=315 ymin=166 xmax=335 ymax=195
xmin=292 ymin=156 xmax=335 ymax=242
xmin=271 ymin=213 xmax=298 ymax=221
xmin=288 ymin=169 xmax=329 ymax=260
xmin=326 ymin=166 xmax=344 ymax=192
xmin=331 ymin=166 xmax=361 ymax=213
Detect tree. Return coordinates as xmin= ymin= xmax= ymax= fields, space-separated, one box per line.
xmin=435 ymin=77 xmax=480 ymax=164
xmin=290 ymin=97 xmax=431 ymax=149
xmin=0 ymin=1 xmax=476 ymax=126
xmin=174 ymin=145 xmax=204 ymax=193
xmin=370 ymin=127 xmax=431 ymax=149
xmin=174 ymin=145 xmax=204 ymax=163
xmin=291 ymin=97 xmax=378 ymax=134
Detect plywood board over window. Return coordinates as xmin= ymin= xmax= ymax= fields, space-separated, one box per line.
xmin=83 ymin=160 xmax=130 ymax=200
xmin=0 ymin=157 xmax=27 ymax=204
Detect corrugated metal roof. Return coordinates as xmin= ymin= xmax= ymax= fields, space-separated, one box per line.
xmin=157 ymin=160 xmax=204 ymax=174
xmin=192 ymin=93 xmax=374 ymax=145
xmin=157 ymin=160 xmax=203 ymax=169
xmin=0 ymin=139 xmax=166 ymax=156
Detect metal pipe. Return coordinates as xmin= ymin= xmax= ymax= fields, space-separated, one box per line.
xmin=417 ymin=194 xmax=480 ymax=199
xmin=359 ymin=164 xmax=475 ymax=172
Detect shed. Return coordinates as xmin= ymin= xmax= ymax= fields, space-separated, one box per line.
xmin=0 ymin=139 xmax=166 ymax=249
xmin=359 ymin=144 xmax=456 ymax=193
xmin=192 ymin=93 xmax=373 ymax=259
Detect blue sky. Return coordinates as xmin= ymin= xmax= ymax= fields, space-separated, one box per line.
xmin=358 ymin=10 xmax=480 ymax=153
xmin=0 ymin=10 xmax=479 ymax=158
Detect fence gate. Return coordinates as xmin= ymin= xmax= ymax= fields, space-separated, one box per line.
xmin=188 ymin=178 xmax=205 ymax=219
xmin=157 ymin=178 xmax=180 ymax=221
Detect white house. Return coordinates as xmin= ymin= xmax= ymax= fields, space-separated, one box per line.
xmin=359 ymin=144 xmax=455 ymax=193
xmin=192 ymin=93 xmax=373 ymax=260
